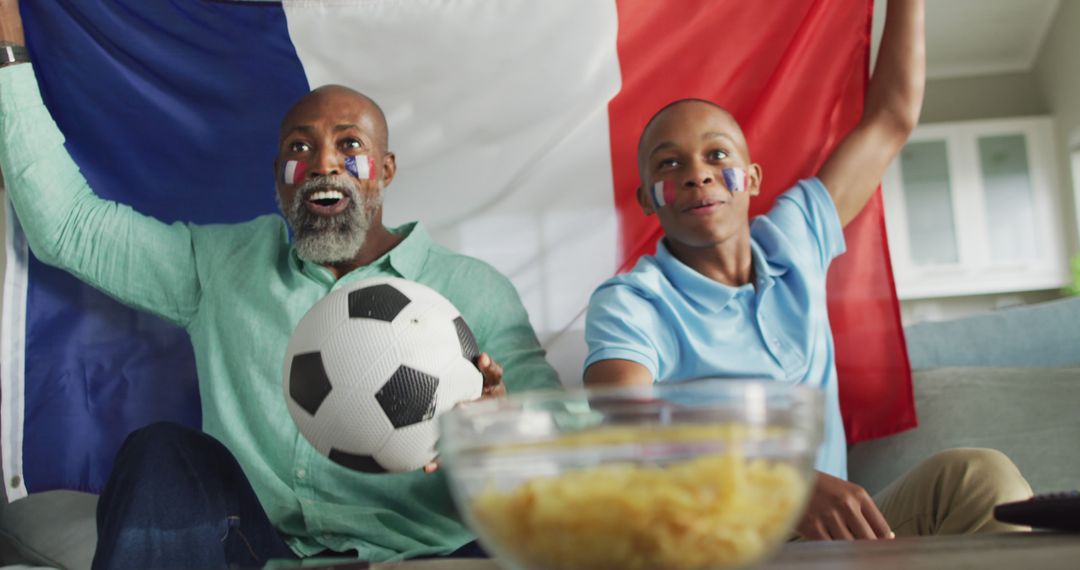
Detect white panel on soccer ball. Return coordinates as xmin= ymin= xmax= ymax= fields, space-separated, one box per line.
xmin=312 ymin=391 xmax=392 ymax=457
xmin=314 ymin=342 xmax=405 ymax=456
xmin=435 ymin=357 xmax=484 ymax=413
xmin=390 ymin=309 xmax=451 ymax=376
xmin=322 ymin=317 xmax=398 ymax=393
xmin=389 ymin=295 xmax=481 ymax=399
xmin=374 ymin=418 xmax=441 ymax=472
xmin=283 ymin=299 xmax=350 ymax=445
xmin=283 ymin=276 xmax=486 ymax=472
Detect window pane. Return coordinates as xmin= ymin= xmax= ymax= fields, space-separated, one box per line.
xmin=978 ymin=134 xmax=1038 ymax=263
xmin=899 ymin=140 xmax=959 ymax=265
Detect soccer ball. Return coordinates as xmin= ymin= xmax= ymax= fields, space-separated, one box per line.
xmin=282 ymin=277 xmax=483 ymax=473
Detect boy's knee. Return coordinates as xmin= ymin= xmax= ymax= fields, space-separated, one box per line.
xmin=925 ymin=448 xmax=1032 ymax=504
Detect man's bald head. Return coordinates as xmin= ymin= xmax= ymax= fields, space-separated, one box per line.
xmin=280 ymin=84 xmax=390 ymax=151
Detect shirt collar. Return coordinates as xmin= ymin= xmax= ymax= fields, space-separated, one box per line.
xmin=383 ymin=221 xmax=430 ymax=280
xmin=654 ymin=238 xmax=783 ymax=312
xmin=292 ymin=221 xmax=431 ymax=283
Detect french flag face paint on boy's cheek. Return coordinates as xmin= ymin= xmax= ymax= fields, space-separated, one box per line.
xmin=650 ymin=179 xmax=676 ymax=208
xmin=282 ymin=160 xmax=307 ymax=185
xmin=721 ymin=167 xmax=748 ymax=193
xmin=344 ymin=155 xmax=376 ymax=180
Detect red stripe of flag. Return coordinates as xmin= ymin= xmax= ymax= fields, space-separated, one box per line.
xmin=607 ymin=0 xmax=915 ymax=443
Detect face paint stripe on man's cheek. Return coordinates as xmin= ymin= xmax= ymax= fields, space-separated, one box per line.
xmin=344 ymin=155 xmax=376 ymax=180
xmin=651 ymin=180 xmax=676 ymax=208
xmin=283 ymin=160 xmax=307 ymax=185
xmin=722 ymin=167 xmax=747 ymax=193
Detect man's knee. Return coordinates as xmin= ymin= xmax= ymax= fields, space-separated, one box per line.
xmin=111 ymin=422 xmax=229 ymax=486
xmin=123 ymin=421 xmax=201 ymax=448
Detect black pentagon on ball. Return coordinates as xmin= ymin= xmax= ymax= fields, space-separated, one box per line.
xmin=453 ymin=316 xmax=480 ymax=362
xmin=376 ymin=366 xmax=439 ymax=429
xmin=289 ymin=351 xmax=332 ymax=416
xmin=348 ymin=284 xmax=411 ymax=322
xmin=328 ymin=449 xmax=387 ymax=473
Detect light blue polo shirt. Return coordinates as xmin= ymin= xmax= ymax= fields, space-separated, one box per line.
xmin=585 ymin=177 xmax=848 ymax=479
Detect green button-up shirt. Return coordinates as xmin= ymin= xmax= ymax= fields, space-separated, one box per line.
xmin=0 ymin=64 xmax=559 ymax=560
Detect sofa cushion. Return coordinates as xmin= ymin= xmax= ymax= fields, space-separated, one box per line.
xmin=848 ymin=367 xmax=1080 ymax=496
xmin=0 ymin=491 xmax=97 ymax=570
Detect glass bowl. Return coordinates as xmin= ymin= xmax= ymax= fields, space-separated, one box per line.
xmin=438 ymin=379 xmax=823 ymax=570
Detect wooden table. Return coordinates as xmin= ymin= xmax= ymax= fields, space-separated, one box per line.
xmin=313 ymin=532 xmax=1078 ymax=570
xmin=285 ymin=535 xmax=1080 ymax=570
xmin=760 ymin=532 xmax=1080 ymax=569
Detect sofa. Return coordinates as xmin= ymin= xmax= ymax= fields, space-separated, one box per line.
xmin=848 ymin=295 xmax=1080 ymax=495
xmin=3 ymin=296 xmax=1079 ymax=569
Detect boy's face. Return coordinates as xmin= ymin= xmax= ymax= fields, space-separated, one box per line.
xmin=636 ymin=101 xmax=761 ymax=249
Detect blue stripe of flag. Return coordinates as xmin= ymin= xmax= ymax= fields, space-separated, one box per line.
xmin=19 ymin=0 xmax=310 ymax=493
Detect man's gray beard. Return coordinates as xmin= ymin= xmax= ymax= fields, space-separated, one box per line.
xmin=278 ymin=176 xmax=383 ymax=264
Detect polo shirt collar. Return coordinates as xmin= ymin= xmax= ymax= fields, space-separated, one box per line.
xmin=292 ymin=221 xmax=430 ymax=283
xmin=654 ymin=238 xmax=783 ymax=312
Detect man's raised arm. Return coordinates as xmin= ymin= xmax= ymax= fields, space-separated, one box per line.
xmin=0 ymin=0 xmax=201 ymax=326
xmin=818 ymin=0 xmax=925 ymax=227
xmin=0 ymin=0 xmax=23 ymax=46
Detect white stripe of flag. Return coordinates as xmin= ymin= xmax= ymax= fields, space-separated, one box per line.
xmin=283 ymin=0 xmax=622 ymax=383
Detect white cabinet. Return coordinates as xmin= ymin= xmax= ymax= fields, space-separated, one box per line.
xmin=883 ymin=117 xmax=1070 ymax=300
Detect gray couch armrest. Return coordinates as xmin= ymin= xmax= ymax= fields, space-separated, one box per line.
xmin=0 ymin=491 xmax=97 ymax=570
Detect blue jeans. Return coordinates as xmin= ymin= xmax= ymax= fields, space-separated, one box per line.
xmin=92 ymin=422 xmax=485 ymax=570
xmin=93 ymin=422 xmax=298 ymax=570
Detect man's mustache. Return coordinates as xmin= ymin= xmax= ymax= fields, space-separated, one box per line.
xmin=293 ymin=176 xmax=357 ymax=202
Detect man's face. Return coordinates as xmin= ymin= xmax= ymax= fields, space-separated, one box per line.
xmin=637 ymin=101 xmax=761 ymax=249
xmin=275 ymin=88 xmax=395 ymax=264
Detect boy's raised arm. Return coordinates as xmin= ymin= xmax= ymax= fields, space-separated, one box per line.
xmin=818 ymin=0 xmax=926 ymax=227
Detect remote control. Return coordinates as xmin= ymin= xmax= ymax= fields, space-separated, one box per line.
xmin=993 ymin=490 xmax=1080 ymax=532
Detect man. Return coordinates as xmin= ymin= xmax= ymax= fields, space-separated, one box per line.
xmin=584 ymin=0 xmax=1032 ymax=540
xmin=0 ymin=1 xmax=557 ymax=567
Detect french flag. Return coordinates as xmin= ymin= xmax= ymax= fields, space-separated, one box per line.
xmin=2 ymin=0 xmax=913 ymax=498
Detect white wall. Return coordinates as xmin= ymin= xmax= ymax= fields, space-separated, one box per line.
xmin=1034 ymin=0 xmax=1080 ymax=256
xmin=921 ymin=72 xmax=1047 ymax=123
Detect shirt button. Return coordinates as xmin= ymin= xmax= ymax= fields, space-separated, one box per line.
xmin=296 ymin=469 xmax=306 ymax=479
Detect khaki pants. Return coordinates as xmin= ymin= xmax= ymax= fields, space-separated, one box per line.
xmin=873 ymin=448 xmax=1033 ymax=536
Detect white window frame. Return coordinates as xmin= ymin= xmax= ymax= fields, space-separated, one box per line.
xmin=883 ymin=117 xmax=1069 ymax=300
